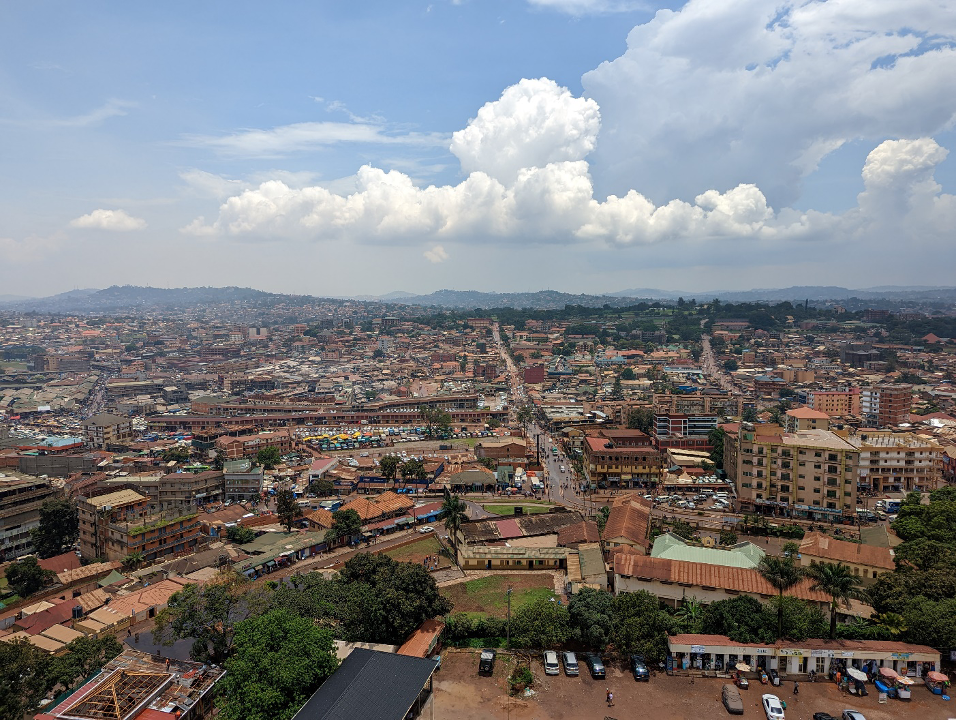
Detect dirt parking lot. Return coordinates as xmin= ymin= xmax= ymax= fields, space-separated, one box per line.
xmin=433 ymin=649 xmax=956 ymax=720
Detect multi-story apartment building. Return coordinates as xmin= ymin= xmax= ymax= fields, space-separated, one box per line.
xmin=846 ymin=431 xmax=943 ymax=494
xmin=583 ymin=430 xmax=662 ymax=489
xmin=78 ymin=488 xmax=201 ymax=562
xmin=733 ymin=425 xmax=859 ymax=521
xmin=215 ymin=429 xmax=294 ymax=459
xmin=82 ymin=412 xmax=133 ymax=449
xmin=783 ymin=408 xmax=831 ymax=433
xmin=102 ymin=469 xmax=225 ymax=513
xmin=653 ymin=412 xmax=717 ymax=452
xmin=807 ymin=388 xmax=861 ymax=417
xmin=0 ymin=473 xmax=59 ymax=559
xmin=223 ymin=459 xmax=264 ymax=502
xmin=860 ymin=385 xmax=912 ymax=428
xmin=653 ymin=392 xmax=744 ymax=417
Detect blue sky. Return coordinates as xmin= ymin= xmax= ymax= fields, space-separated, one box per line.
xmin=1 ymin=0 xmax=955 ymax=298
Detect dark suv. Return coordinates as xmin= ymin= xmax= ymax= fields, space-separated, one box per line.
xmin=585 ymin=653 xmax=606 ymax=679
xmin=478 ymin=649 xmax=496 ymax=675
xmin=630 ymin=654 xmax=650 ymax=681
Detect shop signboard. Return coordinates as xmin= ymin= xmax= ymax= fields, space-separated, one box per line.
xmin=779 ymin=649 xmax=804 ymax=657
xmin=691 ymin=645 xmax=706 ymax=653
xmin=811 ymin=649 xmax=835 ymax=657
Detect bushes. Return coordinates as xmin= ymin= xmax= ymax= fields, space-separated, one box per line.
xmin=509 ymin=665 xmax=534 ymax=694
xmin=444 ymin=614 xmax=506 ymax=647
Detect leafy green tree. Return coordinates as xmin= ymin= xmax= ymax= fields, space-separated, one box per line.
xmin=161 ymin=445 xmax=191 ymax=463
xmin=276 ymin=489 xmax=303 ymax=532
xmin=626 ymin=407 xmax=655 ymax=434
xmin=612 ymin=375 xmax=623 ymax=398
xmin=477 ymin=456 xmax=496 ymax=470
xmin=5 ymin=556 xmax=54 ymax=597
xmin=596 ymin=505 xmax=611 ymax=533
xmin=568 ymin=587 xmax=614 ymax=649
xmin=306 ymin=478 xmax=335 ymax=496
xmin=378 ymin=454 xmax=400 ymax=481
xmin=611 ymin=590 xmax=674 ymax=661
xmin=742 ymin=407 xmax=759 ymax=423
xmin=30 ymin=498 xmax=79 ymax=559
xmin=768 ymin=595 xmax=829 ymax=641
xmin=256 ymin=446 xmax=282 ymax=470
xmin=510 ymin=596 xmax=570 ymax=649
xmin=217 ymin=610 xmax=338 ymax=720
xmin=670 ymin=519 xmax=696 ymax=541
xmin=620 ymin=367 xmax=635 ymax=381
xmin=418 ymin=405 xmax=452 ymax=437
xmin=708 ymin=428 xmax=726 ymax=469
xmin=399 ymin=458 xmax=428 ymax=482
xmin=723 ymin=358 xmax=739 ymax=372
xmin=0 ymin=639 xmax=53 ymax=719
xmin=324 ymin=508 xmax=362 ymax=545
xmin=46 ymin=635 xmax=123 ymax=693
xmin=702 ymin=595 xmax=773 ymax=643
xmin=154 ymin=576 xmax=268 ymax=664
xmin=438 ymin=489 xmax=469 ymax=556
xmin=757 ymin=555 xmax=804 ymax=639
xmin=718 ymin=529 xmax=738 ymax=546
xmin=334 ymin=553 xmax=453 ymax=644
xmin=226 ymin=525 xmax=256 ymax=544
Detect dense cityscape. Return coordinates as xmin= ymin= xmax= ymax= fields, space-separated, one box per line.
xmin=0 ymin=287 xmax=955 ymax=720
xmin=4 ymin=0 xmax=956 ymax=719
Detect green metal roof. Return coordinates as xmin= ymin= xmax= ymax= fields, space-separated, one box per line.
xmin=650 ymin=533 xmax=765 ymax=569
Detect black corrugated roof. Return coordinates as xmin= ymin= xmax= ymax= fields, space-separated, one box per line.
xmin=293 ymin=648 xmax=438 ymax=720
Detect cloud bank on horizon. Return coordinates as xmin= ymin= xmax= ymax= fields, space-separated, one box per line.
xmin=181 ymin=0 xmax=956 ymax=260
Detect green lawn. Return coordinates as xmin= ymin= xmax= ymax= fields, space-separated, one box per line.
xmin=441 ymin=574 xmax=556 ymax=617
xmin=481 ymin=504 xmax=553 ymax=515
xmin=384 ymin=535 xmax=441 ymax=563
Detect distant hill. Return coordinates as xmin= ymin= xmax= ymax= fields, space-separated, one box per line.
xmin=610 ymin=286 xmax=956 ymax=303
xmin=4 ymin=285 xmax=300 ymax=312
xmin=393 ymin=289 xmax=649 ymax=310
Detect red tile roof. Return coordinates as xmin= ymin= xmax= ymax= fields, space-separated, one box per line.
xmin=601 ymin=498 xmax=652 ymax=549
xmin=613 ymin=555 xmax=830 ymax=602
xmin=799 ymin=532 xmax=895 ymax=570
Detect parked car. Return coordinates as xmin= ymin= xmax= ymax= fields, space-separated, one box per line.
xmin=762 ymin=694 xmax=785 ymax=720
xmin=543 ymin=651 xmax=560 ymax=676
xmin=585 ymin=653 xmax=606 ymax=679
xmin=812 ymin=714 xmax=838 ymax=720
xmin=722 ymin=684 xmax=744 ymax=715
xmin=478 ymin=649 xmax=496 ymax=675
xmin=630 ymin=654 xmax=649 ymax=681
xmin=561 ymin=651 xmax=579 ymax=676
xmin=418 ymin=526 xmax=435 ymax=534
xmin=841 ymin=712 xmax=867 ymax=720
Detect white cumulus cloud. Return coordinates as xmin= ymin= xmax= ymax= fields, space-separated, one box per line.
xmin=450 ymin=77 xmax=601 ymax=185
xmin=424 ymin=245 xmax=450 ymax=263
xmin=582 ymin=0 xmax=956 ymax=206
xmin=70 ymin=209 xmax=147 ymax=231
xmin=183 ymin=78 xmax=956 ymax=267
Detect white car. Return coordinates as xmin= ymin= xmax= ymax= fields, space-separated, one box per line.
xmin=842 ymin=712 xmax=866 ymax=720
xmin=418 ymin=526 xmax=435 ymax=534
xmin=762 ymin=694 xmax=785 ymax=720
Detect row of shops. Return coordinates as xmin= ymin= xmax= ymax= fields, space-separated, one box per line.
xmin=667 ymin=634 xmax=941 ymax=679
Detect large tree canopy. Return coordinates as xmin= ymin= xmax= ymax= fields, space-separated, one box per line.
xmin=30 ymin=498 xmax=79 ymax=559
xmin=217 ymin=610 xmax=338 ymax=720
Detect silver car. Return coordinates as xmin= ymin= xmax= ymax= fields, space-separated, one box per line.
xmin=543 ymin=650 xmax=560 ymax=676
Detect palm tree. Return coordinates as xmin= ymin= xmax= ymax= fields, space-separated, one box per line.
xmin=675 ymin=597 xmax=704 ymax=634
xmin=438 ymin=489 xmax=469 ymax=562
xmin=122 ymin=551 xmax=144 ymax=571
xmin=806 ymin=562 xmax=865 ymax=639
xmin=758 ymin=556 xmax=804 ymax=639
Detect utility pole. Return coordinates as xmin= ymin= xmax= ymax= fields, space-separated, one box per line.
xmin=506 ymin=585 xmax=512 ymax=648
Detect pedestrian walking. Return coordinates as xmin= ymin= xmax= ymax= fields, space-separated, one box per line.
xmin=606 ymin=689 xmax=613 ymax=706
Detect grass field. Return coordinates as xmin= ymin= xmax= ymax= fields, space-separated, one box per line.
xmin=441 ymin=573 xmax=555 ymax=617
xmin=481 ymin=504 xmax=553 ymax=516
xmin=384 ymin=535 xmax=442 ymax=563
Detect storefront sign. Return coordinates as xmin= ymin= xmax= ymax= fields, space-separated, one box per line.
xmin=779 ymin=649 xmax=804 ymax=657
xmin=840 ymin=651 xmax=855 ymax=658
xmin=891 ymin=652 xmax=911 ymax=660
xmin=755 ymin=648 xmax=771 ymax=655
xmin=691 ymin=645 xmax=706 ymax=653
xmin=811 ymin=650 xmax=835 ymax=657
